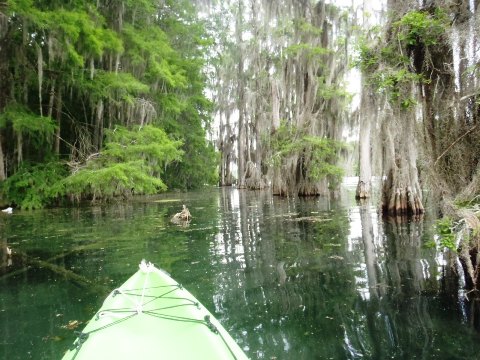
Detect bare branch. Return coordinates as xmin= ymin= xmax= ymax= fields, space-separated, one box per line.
xmin=434 ymin=125 xmax=478 ymax=167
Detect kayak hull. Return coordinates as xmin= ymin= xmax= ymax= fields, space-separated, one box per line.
xmin=62 ymin=260 xmax=248 ymax=360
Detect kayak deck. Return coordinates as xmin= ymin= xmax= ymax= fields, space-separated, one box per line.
xmin=62 ymin=260 xmax=248 ymax=360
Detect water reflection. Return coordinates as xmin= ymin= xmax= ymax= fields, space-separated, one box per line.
xmin=0 ymin=187 xmax=479 ymax=359
xmin=209 ymin=190 xmax=480 ymax=359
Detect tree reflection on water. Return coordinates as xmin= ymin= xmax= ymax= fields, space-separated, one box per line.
xmin=208 ymin=189 xmax=479 ymax=359
xmin=1 ymin=187 xmax=479 ymax=359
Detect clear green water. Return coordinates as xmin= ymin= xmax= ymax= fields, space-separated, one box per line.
xmin=0 ymin=186 xmax=479 ymax=359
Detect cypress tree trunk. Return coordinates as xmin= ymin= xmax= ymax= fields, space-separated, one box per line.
xmin=16 ymin=132 xmax=23 ymax=167
xmin=94 ymin=100 xmax=104 ymax=151
xmin=54 ymin=86 xmax=62 ymax=155
xmin=245 ymin=7 xmax=266 ymax=191
xmin=47 ymin=80 xmax=55 ymax=118
xmin=381 ymin=111 xmax=424 ymax=216
xmin=219 ymin=112 xmax=234 ymax=187
xmin=366 ymin=0 xmax=427 ymax=217
xmin=211 ymin=1 xmax=349 ymax=196
xmin=235 ymin=0 xmax=246 ymax=189
xmin=0 ymin=134 xmax=5 ymax=181
xmin=36 ymin=43 xmax=43 ymax=117
xmin=0 ymin=14 xmax=8 ymax=180
xmin=356 ymin=90 xmax=373 ymax=199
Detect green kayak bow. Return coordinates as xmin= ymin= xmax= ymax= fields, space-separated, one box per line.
xmin=62 ymin=260 xmax=249 ymax=360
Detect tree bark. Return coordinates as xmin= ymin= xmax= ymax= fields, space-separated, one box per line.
xmin=0 ymin=134 xmax=5 ymax=180
xmin=356 ymin=89 xmax=373 ymax=199
xmin=271 ymin=78 xmax=280 ymax=131
xmin=381 ymin=113 xmax=424 ymax=216
xmin=47 ymin=80 xmax=55 ymax=119
xmin=94 ymin=100 xmax=104 ymax=151
xmin=36 ymin=43 xmax=43 ymax=117
xmin=16 ymin=132 xmax=23 ymax=167
xmin=219 ymin=111 xmax=234 ymax=187
xmin=54 ymin=86 xmax=62 ymax=155
xmin=236 ymin=0 xmax=246 ymax=189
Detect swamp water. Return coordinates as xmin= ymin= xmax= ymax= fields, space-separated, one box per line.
xmin=0 ymin=183 xmax=479 ymax=359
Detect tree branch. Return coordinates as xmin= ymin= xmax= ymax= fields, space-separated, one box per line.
xmin=434 ymin=125 xmax=477 ymax=166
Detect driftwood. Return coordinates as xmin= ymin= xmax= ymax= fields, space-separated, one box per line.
xmin=170 ymin=205 xmax=191 ymax=225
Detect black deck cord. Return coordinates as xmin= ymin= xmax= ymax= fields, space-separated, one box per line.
xmin=117 ymin=285 xmax=187 ymax=307
xmin=114 ymin=284 xmax=180 ymax=299
xmin=143 ymin=311 xmax=240 ymax=360
xmin=111 ymin=284 xmax=199 ymax=312
xmin=69 ymin=313 xmax=137 ymax=360
xmin=203 ymin=315 xmax=239 ymax=360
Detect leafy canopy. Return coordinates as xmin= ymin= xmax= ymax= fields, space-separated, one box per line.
xmin=61 ymin=125 xmax=183 ymax=201
xmin=1 ymin=0 xmax=218 ymax=207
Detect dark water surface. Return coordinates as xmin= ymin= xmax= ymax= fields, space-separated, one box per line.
xmin=0 ymin=184 xmax=479 ymax=359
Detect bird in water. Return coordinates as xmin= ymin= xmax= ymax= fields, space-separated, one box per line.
xmin=170 ymin=205 xmax=191 ymax=225
xmin=1 ymin=207 xmax=13 ymax=214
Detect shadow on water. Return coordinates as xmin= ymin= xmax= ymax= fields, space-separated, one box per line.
xmin=0 ymin=186 xmax=479 ymax=359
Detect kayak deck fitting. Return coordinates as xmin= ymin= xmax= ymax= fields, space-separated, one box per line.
xmin=62 ymin=260 xmax=249 ymax=360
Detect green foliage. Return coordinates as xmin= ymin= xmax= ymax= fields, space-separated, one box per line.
xmin=354 ymin=42 xmax=379 ymax=71
xmin=123 ymin=0 xmax=156 ymax=26
xmin=62 ymin=125 xmax=183 ymax=201
xmin=7 ymin=0 xmax=45 ymax=25
xmin=62 ymin=160 xmax=166 ymax=201
xmin=303 ymin=136 xmax=345 ymax=188
xmin=394 ymin=9 xmax=449 ymax=47
xmin=270 ymin=122 xmax=345 ymax=188
xmin=285 ymin=43 xmax=331 ymax=59
xmin=104 ymin=125 xmax=184 ymax=173
xmin=369 ymin=69 xmax=428 ymax=109
xmin=435 ymin=217 xmax=457 ymax=252
xmin=9 ymin=2 xmax=124 ymax=66
xmin=79 ymin=71 xmax=149 ymax=102
xmin=317 ymin=77 xmax=351 ymax=101
xmin=269 ymin=122 xmax=300 ymax=164
xmin=161 ymin=94 xmax=218 ymax=190
xmin=454 ymin=195 xmax=480 ymax=208
xmin=163 ymin=136 xmax=219 ymax=190
xmin=0 ymin=104 xmax=57 ymax=145
xmin=2 ymin=0 xmax=217 ymax=203
xmin=380 ymin=45 xmax=407 ymax=65
xmin=354 ymin=9 xmax=448 ymax=110
xmin=1 ymin=162 xmax=67 ymax=209
xmin=1 ymin=104 xmax=55 ymax=134
xmin=148 ymin=0 xmax=217 ymax=190
xmin=354 ymin=41 xmax=409 ymax=72
xmin=122 ymin=24 xmax=187 ymax=88
xmin=293 ymin=18 xmax=323 ymax=36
